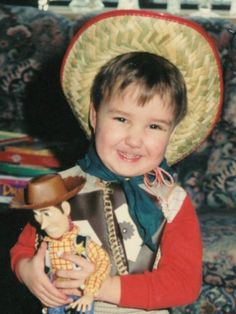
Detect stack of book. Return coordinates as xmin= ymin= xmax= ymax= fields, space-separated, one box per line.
xmin=0 ymin=131 xmax=62 ymax=205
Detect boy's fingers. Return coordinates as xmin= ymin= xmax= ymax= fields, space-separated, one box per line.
xmin=62 ymin=253 xmax=85 ymax=265
xmin=56 ymin=268 xmax=86 ymax=280
xmin=54 ymin=277 xmax=82 ymax=288
xmin=62 ymin=253 xmax=94 ymax=272
xmin=59 ymin=288 xmax=81 ymax=297
xmin=38 ymin=282 xmax=71 ymax=307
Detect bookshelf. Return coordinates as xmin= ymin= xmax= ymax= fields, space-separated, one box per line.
xmin=0 ymin=131 xmax=62 ymax=206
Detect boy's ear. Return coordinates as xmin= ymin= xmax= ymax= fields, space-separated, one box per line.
xmin=89 ymin=102 xmax=97 ymax=130
xmin=61 ymin=201 xmax=71 ymax=216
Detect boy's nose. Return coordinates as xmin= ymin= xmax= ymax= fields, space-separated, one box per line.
xmin=125 ymin=127 xmax=143 ymax=148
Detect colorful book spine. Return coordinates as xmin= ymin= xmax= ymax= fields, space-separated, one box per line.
xmin=5 ymin=146 xmax=52 ymax=156
xmin=0 ymin=150 xmax=61 ymax=168
xmin=0 ymin=175 xmax=30 ymax=204
xmin=0 ymin=163 xmax=56 ymax=177
xmin=0 ymin=130 xmax=33 ymax=146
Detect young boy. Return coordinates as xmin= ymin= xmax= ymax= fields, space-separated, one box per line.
xmin=10 ymin=10 xmax=223 ymax=314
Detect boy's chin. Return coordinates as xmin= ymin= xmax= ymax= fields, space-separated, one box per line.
xmin=107 ymin=162 xmax=151 ymax=177
xmin=112 ymin=168 xmax=144 ymax=178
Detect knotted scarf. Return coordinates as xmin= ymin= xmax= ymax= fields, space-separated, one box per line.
xmin=77 ymin=144 xmax=172 ymax=251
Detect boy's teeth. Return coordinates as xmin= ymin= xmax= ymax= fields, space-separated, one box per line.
xmin=122 ymin=152 xmax=139 ymax=158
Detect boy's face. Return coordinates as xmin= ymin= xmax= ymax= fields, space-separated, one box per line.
xmin=33 ymin=204 xmax=70 ymax=239
xmin=90 ymin=85 xmax=175 ymax=177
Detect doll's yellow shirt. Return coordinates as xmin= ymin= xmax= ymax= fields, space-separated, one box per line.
xmin=44 ymin=225 xmax=110 ymax=296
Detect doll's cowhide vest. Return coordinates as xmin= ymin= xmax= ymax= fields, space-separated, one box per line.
xmin=58 ymin=165 xmax=186 ymax=276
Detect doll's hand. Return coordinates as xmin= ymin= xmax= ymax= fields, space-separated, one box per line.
xmin=17 ymin=241 xmax=70 ymax=307
xmin=54 ymin=253 xmax=95 ymax=296
xmin=69 ymin=294 xmax=94 ymax=312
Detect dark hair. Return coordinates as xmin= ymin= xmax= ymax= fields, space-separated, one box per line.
xmin=90 ymin=51 xmax=187 ymax=125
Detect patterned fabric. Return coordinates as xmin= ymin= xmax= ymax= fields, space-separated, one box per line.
xmin=0 ymin=4 xmax=89 ymax=162
xmin=0 ymin=5 xmax=70 ymax=133
xmin=94 ymin=302 xmax=169 ymax=314
xmin=84 ymin=240 xmax=110 ymax=296
xmin=175 ymin=17 xmax=236 ymax=213
xmin=173 ymin=21 xmax=236 ymax=313
xmin=173 ymin=211 xmax=236 ymax=314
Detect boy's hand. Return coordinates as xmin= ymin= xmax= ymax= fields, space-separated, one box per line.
xmin=54 ymin=253 xmax=121 ymax=305
xmin=54 ymin=253 xmax=95 ymax=296
xmin=17 ymin=242 xmax=70 ymax=307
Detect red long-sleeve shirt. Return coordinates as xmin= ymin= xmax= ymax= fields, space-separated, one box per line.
xmin=10 ymin=195 xmax=202 ymax=310
xmin=119 ymin=196 xmax=202 ymax=310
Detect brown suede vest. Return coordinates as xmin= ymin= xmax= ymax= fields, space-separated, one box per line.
xmin=69 ymin=180 xmax=166 ymax=276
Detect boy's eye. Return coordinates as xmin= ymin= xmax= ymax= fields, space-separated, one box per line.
xmin=149 ymin=124 xmax=163 ymax=130
xmin=114 ymin=117 xmax=127 ymax=123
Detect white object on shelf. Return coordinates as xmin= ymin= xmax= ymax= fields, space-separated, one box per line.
xmin=190 ymin=0 xmax=220 ymax=16
xmin=167 ymin=0 xmax=181 ymax=13
xmin=198 ymin=0 xmax=211 ymax=9
xmin=38 ymin=0 xmax=49 ymax=10
xmin=230 ymin=0 xmax=236 ymax=15
xmin=69 ymin=0 xmax=104 ymax=11
xmin=117 ymin=0 xmax=140 ymax=9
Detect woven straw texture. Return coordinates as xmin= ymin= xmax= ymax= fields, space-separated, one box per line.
xmin=62 ymin=12 xmax=222 ymax=165
xmin=94 ymin=302 xmax=169 ymax=313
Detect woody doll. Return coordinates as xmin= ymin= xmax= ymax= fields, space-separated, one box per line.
xmin=10 ymin=173 xmax=111 ymax=314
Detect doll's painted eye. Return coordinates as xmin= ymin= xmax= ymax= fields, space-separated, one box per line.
xmin=43 ymin=211 xmax=52 ymax=217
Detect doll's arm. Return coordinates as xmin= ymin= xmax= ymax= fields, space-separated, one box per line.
xmin=69 ymin=240 xmax=110 ymax=311
xmin=83 ymin=239 xmax=111 ymax=296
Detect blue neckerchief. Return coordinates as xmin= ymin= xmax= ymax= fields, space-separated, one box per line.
xmin=77 ymin=144 xmax=171 ymax=251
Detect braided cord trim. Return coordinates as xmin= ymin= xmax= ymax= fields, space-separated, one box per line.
xmin=35 ymin=233 xmax=40 ymax=250
xmin=102 ymin=182 xmax=128 ymax=275
xmin=94 ymin=301 xmax=169 ymax=313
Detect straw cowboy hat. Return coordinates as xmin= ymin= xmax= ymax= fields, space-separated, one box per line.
xmin=10 ymin=173 xmax=86 ymax=210
xmin=61 ymin=9 xmax=223 ymax=165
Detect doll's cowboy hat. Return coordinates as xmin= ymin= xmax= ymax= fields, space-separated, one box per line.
xmin=10 ymin=173 xmax=86 ymax=210
xmin=61 ymin=10 xmax=223 ymax=165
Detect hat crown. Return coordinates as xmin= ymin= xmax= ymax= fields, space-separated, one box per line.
xmin=27 ymin=174 xmax=69 ymax=206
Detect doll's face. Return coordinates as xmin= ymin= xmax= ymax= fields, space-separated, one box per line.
xmin=90 ymin=84 xmax=175 ymax=177
xmin=33 ymin=202 xmax=70 ymax=239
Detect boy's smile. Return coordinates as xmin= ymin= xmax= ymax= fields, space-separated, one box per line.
xmin=90 ymin=85 xmax=175 ymax=177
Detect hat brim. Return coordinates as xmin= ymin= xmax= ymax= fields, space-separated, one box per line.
xmin=61 ymin=10 xmax=223 ymax=165
xmin=10 ymin=187 xmax=80 ymax=210
xmin=10 ymin=176 xmax=85 ymax=210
